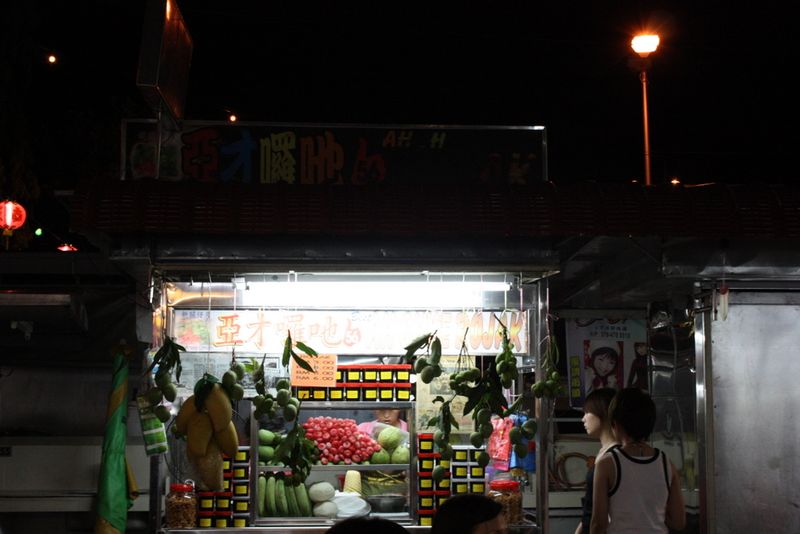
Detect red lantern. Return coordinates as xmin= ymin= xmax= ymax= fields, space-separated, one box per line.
xmin=1 ymin=200 xmax=27 ymax=244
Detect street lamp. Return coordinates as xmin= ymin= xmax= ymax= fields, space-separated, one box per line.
xmin=631 ymin=34 xmax=660 ymax=186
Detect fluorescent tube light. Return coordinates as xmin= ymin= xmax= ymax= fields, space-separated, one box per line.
xmin=239 ymin=281 xmax=511 ymax=309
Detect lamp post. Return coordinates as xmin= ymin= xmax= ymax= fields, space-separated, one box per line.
xmin=631 ymin=34 xmax=660 ymax=186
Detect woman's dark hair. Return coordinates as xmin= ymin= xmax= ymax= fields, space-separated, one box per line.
xmin=325 ymin=516 xmax=408 ymax=534
xmin=432 ymin=493 xmax=503 ymax=534
xmin=590 ymin=347 xmax=619 ymax=373
xmin=609 ymin=387 xmax=657 ymax=441
xmin=583 ymin=387 xmax=616 ymax=421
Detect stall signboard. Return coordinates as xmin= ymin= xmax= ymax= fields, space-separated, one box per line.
xmin=172 ymin=309 xmax=528 ymax=356
xmin=123 ymin=119 xmax=545 ymax=185
xmin=290 ymin=353 xmax=338 ymax=387
xmin=565 ymin=318 xmax=647 ymax=409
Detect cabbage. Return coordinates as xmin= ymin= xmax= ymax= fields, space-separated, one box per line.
xmin=307 ymin=481 xmax=336 ymax=503
xmin=313 ymin=501 xmax=338 ymax=518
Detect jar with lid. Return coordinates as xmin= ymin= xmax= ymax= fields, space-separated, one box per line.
xmin=165 ymin=482 xmax=197 ymax=528
xmin=488 ymin=479 xmax=523 ymax=526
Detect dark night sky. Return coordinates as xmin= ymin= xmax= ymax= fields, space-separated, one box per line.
xmin=4 ymin=1 xmax=798 ymax=193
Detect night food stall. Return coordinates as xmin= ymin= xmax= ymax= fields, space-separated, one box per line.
xmin=149 ymin=271 xmax=549 ymax=532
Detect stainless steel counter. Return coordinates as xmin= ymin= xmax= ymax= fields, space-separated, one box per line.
xmin=163 ymin=528 xmax=430 ymax=534
xmin=163 ymin=524 xmax=539 ymax=534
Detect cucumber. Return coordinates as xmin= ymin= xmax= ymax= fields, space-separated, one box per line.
xmin=257 ymin=475 xmax=267 ymax=516
xmin=295 ymin=483 xmax=312 ymax=516
xmin=284 ymin=480 xmax=300 ymax=517
xmin=265 ymin=475 xmax=277 ymax=517
xmin=275 ymin=478 xmax=289 ymax=517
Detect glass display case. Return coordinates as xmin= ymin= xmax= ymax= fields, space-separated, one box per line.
xmin=250 ymin=401 xmax=416 ymax=526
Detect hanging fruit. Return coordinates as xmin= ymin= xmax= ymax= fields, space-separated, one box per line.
xmin=405 ymin=315 xmax=531 ymax=458
xmin=145 ymin=337 xmax=185 ymax=423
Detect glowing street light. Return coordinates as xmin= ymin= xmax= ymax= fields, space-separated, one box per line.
xmin=631 ymin=33 xmax=660 ymax=186
xmin=631 ymin=35 xmax=660 ymax=58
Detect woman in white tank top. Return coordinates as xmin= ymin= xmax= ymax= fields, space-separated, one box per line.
xmin=590 ymin=388 xmax=685 ymax=534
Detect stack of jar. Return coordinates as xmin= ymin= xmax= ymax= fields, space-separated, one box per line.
xmin=415 ymin=433 xmax=451 ymax=526
xmin=196 ymin=448 xmax=251 ymax=528
xmin=487 ymin=479 xmax=523 ymax=526
xmin=294 ymin=364 xmax=412 ymax=402
xmin=165 ymin=482 xmax=197 ymax=529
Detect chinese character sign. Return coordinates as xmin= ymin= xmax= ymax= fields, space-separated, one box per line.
xmin=123 ymin=121 xmax=545 ymax=185
xmin=565 ymin=318 xmax=647 ymax=408
xmin=171 ymin=309 xmax=528 ymax=356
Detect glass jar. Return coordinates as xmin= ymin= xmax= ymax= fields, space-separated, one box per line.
xmin=165 ymin=482 xmax=197 ymax=528
xmin=488 ymin=479 xmax=523 ymax=526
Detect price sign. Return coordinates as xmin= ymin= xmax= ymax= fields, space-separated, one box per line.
xmin=290 ymin=353 xmax=338 ymax=387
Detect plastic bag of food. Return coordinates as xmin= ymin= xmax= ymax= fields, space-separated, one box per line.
xmin=488 ymin=416 xmax=514 ymax=471
xmin=332 ymin=490 xmax=371 ymax=518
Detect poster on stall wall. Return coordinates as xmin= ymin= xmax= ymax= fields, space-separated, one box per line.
xmin=565 ymin=318 xmax=647 ymax=409
xmin=166 ymin=352 xmax=283 ymax=398
xmin=415 ymin=356 xmax=476 ymax=435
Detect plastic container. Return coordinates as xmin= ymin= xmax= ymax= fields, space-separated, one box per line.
xmin=378 ymin=366 xmax=395 ymax=382
xmin=435 ymin=490 xmax=450 ymax=507
xmin=418 ymin=473 xmax=435 ymax=491
xmin=197 ymin=491 xmax=215 ymax=511
xmin=232 ymin=497 xmax=250 ymax=513
xmin=469 ymin=480 xmax=486 ymax=493
xmin=329 ymin=386 xmax=345 ymax=401
xmin=453 ymin=448 xmax=469 ymax=462
xmin=469 ymin=465 xmax=485 ymax=478
xmin=363 ymin=366 xmax=379 ymax=382
xmin=394 ymin=383 xmax=412 ymax=401
xmin=452 ymin=464 xmax=469 ymax=478
xmin=232 ymin=479 xmax=249 ymax=497
xmin=214 ymin=511 xmax=233 ymax=528
xmin=451 ymin=479 xmax=470 ymax=494
xmin=488 ymin=479 xmax=523 ymax=525
xmin=165 ymin=483 xmax=197 ymax=528
xmin=418 ymin=433 xmax=434 ymax=452
xmin=234 ymin=446 xmax=250 ymax=463
xmin=418 ymin=453 xmax=437 ymax=471
xmin=344 ymin=383 xmax=361 ymax=401
xmin=470 ymin=448 xmax=486 ymax=463
xmin=344 ymin=366 xmax=363 ymax=382
xmin=197 ymin=511 xmax=214 ymax=528
xmin=232 ymin=513 xmax=250 ymax=527
xmin=418 ymin=509 xmax=435 ymax=526
xmin=361 ymin=383 xmax=379 ymax=401
xmin=417 ymin=490 xmax=435 ymax=510
xmin=215 ymin=491 xmax=233 ymax=511
xmin=395 ymin=364 xmax=411 ymax=382
xmin=294 ymin=386 xmax=312 ymax=400
xmin=231 ymin=464 xmax=249 ymax=480
xmin=378 ymin=385 xmax=395 ymax=401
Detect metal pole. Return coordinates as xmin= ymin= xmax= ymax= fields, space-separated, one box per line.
xmin=535 ymin=281 xmax=550 ymax=533
xmin=640 ymin=69 xmax=652 ymax=186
